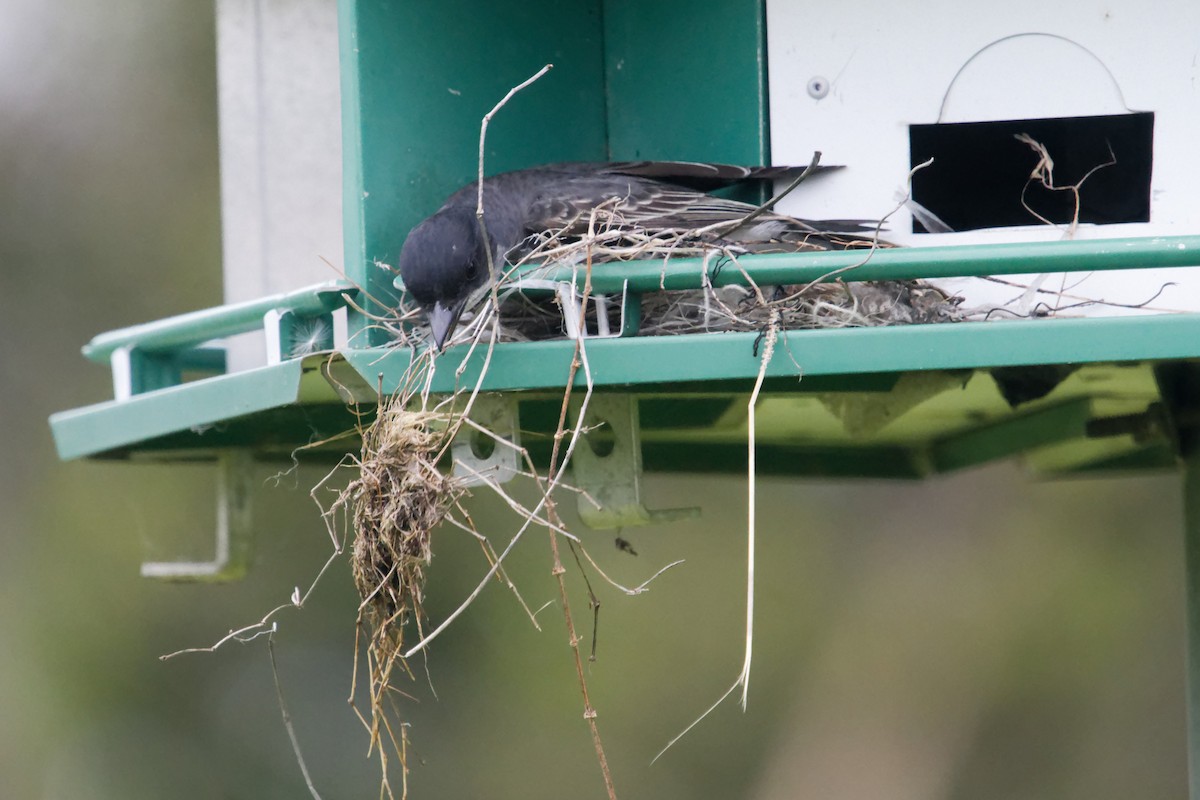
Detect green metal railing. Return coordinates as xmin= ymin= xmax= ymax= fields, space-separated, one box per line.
xmin=83 ymin=280 xmax=356 ymax=363
xmin=73 ymin=238 xmax=1200 ymax=372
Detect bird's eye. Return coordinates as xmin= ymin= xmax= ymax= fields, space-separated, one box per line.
xmin=465 ymin=263 xmax=479 ymax=281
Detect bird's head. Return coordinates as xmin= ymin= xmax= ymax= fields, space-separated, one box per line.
xmin=398 ymin=206 xmax=492 ymax=350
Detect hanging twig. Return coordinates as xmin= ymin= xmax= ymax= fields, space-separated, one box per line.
xmin=534 ymin=215 xmax=618 ymax=799
xmin=268 ymin=627 xmax=325 ymax=800
xmin=653 ymin=306 xmax=780 ymax=764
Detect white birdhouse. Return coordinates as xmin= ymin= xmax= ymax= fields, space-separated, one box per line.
xmin=767 ymin=0 xmax=1200 ymax=314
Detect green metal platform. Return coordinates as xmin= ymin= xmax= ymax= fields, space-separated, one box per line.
xmin=49 ymin=237 xmax=1200 ymax=483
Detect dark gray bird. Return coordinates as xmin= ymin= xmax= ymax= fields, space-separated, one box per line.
xmin=397 ymin=160 xmax=876 ymax=349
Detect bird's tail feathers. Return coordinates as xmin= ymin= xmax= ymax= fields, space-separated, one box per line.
xmin=601 ymin=161 xmax=843 ymax=192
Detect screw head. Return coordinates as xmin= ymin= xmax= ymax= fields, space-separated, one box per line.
xmin=807 ymin=76 xmax=830 ymax=99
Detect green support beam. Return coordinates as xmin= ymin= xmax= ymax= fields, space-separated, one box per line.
xmin=927 ymin=398 xmax=1093 ymax=473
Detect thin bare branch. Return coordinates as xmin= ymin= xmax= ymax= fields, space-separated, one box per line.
xmin=268 ymin=629 xmax=324 ymax=799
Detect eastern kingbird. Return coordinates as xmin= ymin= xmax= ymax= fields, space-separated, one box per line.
xmin=397 ymin=160 xmax=875 ymax=349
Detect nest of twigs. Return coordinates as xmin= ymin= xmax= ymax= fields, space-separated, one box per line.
xmin=382 ymin=203 xmax=963 ymax=347
xmin=460 ymin=278 xmax=962 ymax=340
xmin=639 ymin=279 xmax=962 ymax=334
xmin=345 ymin=398 xmax=459 ymax=646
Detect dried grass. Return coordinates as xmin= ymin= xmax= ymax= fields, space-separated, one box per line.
xmin=323 ymin=391 xmax=466 ymax=799
xmin=344 ymin=402 xmax=459 ymax=640
xmin=639 ymin=279 xmax=962 ymax=334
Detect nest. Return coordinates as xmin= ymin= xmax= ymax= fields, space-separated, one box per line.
xmin=639 ymin=279 xmax=961 ymax=334
xmin=383 ymin=201 xmax=963 ymax=347
xmin=486 ymin=278 xmax=959 ymax=338
xmin=344 ymin=398 xmax=459 ymax=645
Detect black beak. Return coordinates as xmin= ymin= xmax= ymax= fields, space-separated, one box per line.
xmin=429 ymin=299 xmax=467 ymax=351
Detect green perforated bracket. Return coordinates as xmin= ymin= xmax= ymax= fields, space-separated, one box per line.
xmin=570 ymin=394 xmax=700 ymax=529
xmin=451 ymin=394 xmax=523 ymax=486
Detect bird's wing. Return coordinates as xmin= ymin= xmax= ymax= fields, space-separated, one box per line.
xmin=522 ymin=173 xmax=760 ymax=234
xmin=496 ymin=164 xmax=883 ymax=258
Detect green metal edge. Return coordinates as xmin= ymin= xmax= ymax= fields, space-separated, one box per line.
xmin=49 ymin=360 xmax=311 ymax=461
xmin=337 ymin=0 xmax=371 ymax=345
xmin=343 ymin=313 xmax=1200 ymax=395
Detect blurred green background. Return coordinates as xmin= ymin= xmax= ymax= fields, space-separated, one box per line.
xmin=0 ymin=1 xmax=1189 ymax=797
